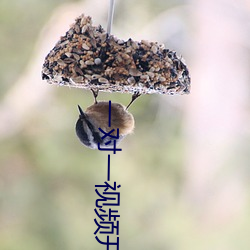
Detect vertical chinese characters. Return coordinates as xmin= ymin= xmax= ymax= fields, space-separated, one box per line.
xmin=94 ymin=101 xmax=122 ymax=250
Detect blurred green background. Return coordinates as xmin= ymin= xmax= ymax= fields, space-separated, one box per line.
xmin=1 ymin=0 xmax=250 ymax=249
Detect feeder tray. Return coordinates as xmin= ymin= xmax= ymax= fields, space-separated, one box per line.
xmin=42 ymin=14 xmax=190 ymax=95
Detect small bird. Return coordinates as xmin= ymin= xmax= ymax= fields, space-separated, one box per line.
xmin=75 ymin=90 xmax=136 ymax=149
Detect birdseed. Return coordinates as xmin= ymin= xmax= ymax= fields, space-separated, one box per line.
xmin=42 ymin=14 xmax=190 ymax=95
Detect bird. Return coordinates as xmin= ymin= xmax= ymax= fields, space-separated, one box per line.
xmin=75 ymin=89 xmax=136 ymax=149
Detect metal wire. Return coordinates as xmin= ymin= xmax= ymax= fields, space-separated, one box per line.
xmin=107 ymin=0 xmax=115 ymax=34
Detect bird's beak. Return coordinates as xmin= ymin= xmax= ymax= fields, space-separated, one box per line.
xmin=77 ymin=105 xmax=86 ymax=118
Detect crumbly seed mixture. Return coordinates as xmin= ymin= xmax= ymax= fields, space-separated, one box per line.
xmin=42 ymin=14 xmax=190 ymax=95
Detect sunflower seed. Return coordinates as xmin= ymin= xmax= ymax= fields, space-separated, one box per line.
xmin=92 ymin=74 xmax=101 ymax=79
xmin=151 ymin=45 xmax=158 ymax=54
xmin=74 ymin=66 xmax=83 ymax=75
xmin=147 ymin=72 xmax=154 ymax=78
xmin=129 ymin=68 xmax=142 ymax=77
xmin=98 ymin=77 xmax=109 ymax=84
xmin=149 ymin=67 xmax=155 ymax=72
xmin=57 ymin=59 xmax=67 ymax=66
xmin=85 ymin=60 xmax=94 ymax=65
xmin=65 ymin=52 xmax=72 ymax=58
xmin=63 ymin=58 xmax=75 ymax=64
xmin=72 ymin=53 xmax=80 ymax=60
xmin=82 ymin=43 xmax=90 ymax=50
